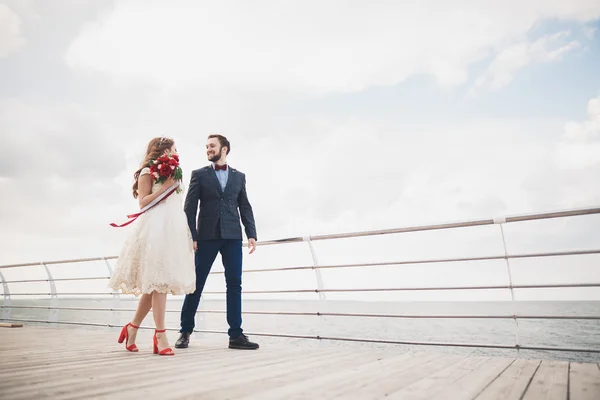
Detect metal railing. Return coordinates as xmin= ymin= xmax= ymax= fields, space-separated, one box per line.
xmin=1 ymin=206 xmax=600 ymax=355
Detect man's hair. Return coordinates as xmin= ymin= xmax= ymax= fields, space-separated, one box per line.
xmin=208 ymin=134 xmax=230 ymax=154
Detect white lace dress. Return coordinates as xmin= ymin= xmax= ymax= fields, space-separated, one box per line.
xmin=108 ymin=167 xmax=196 ymax=296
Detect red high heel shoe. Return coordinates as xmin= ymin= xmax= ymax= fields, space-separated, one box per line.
xmin=153 ymin=329 xmax=174 ymax=356
xmin=117 ymin=322 xmax=139 ymax=352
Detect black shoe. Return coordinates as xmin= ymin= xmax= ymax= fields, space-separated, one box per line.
xmin=175 ymin=332 xmax=190 ymax=348
xmin=229 ymin=334 xmax=259 ymax=350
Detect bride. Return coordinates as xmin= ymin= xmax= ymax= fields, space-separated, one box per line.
xmin=108 ymin=136 xmax=196 ymax=355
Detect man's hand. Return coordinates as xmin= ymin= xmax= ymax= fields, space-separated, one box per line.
xmin=248 ymin=238 xmax=256 ymax=254
xmin=193 ymin=241 xmax=198 ymax=252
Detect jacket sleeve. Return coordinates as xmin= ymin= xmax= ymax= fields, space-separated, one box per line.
xmin=184 ymin=170 xmax=201 ymax=241
xmin=237 ymin=174 xmax=257 ymax=240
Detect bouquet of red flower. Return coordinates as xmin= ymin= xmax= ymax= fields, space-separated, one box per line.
xmin=149 ymin=152 xmax=183 ymax=193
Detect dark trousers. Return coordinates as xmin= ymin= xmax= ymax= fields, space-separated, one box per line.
xmin=180 ymin=239 xmax=243 ymax=338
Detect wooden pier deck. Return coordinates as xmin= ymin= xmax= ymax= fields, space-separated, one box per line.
xmin=1 ymin=325 xmax=599 ymax=399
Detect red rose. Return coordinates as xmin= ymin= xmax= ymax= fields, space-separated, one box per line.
xmin=149 ymin=152 xmax=181 ymax=184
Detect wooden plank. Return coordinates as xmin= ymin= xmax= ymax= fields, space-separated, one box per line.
xmin=0 ymin=332 xmax=237 ymax=369
xmin=0 ymin=347 xmax=255 ymax=391
xmin=237 ymin=352 xmax=457 ymax=399
xmin=0 ymin=325 xmax=598 ymax=400
xmin=6 ymin=331 xmax=358 ymax=398
xmin=328 ymin=354 xmax=465 ymax=399
xmin=0 ymin=332 xmax=229 ymax=374
xmin=6 ymin=351 xmax=308 ymax=399
xmin=3 ymin=346 xmax=318 ymax=398
xmin=0 ymin=323 xmax=23 ymax=328
xmin=569 ymin=362 xmax=600 ymax=400
xmin=46 ymin=349 xmax=358 ymax=400
xmin=113 ymin=348 xmax=385 ymax=400
xmin=474 ymin=358 xmax=541 ymax=400
xmin=521 ymin=360 xmax=569 ymax=400
xmin=246 ymin=352 xmax=438 ymax=399
xmin=0 ymin=326 xmax=314 ymax=396
xmin=385 ymin=356 xmax=493 ymax=399
xmin=428 ymin=357 xmax=515 ymax=400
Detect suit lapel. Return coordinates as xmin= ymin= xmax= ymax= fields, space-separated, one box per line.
xmin=223 ymin=168 xmax=236 ymax=195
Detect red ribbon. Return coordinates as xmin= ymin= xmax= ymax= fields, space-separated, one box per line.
xmin=110 ymin=183 xmax=179 ymax=228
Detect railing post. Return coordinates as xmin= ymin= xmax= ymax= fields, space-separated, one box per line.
xmin=104 ymin=258 xmax=120 ymax=328
xmin=196 ymin=293 xmax=205 ymax=338
xmin=495 ymin=217 xmax=520 ymax=354
xmin=42 ymin=263 xmax=59 ymax=324
xmin=304 ymin=236 xmax=327 ymax=342
xmin=304 ymin=236 xmax=326 ymax=302
xmin=0 ymin=270 xmax=11 ymax=321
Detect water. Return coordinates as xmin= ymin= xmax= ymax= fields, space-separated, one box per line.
xmin=2 ymin=297 xmax=599 ymax=363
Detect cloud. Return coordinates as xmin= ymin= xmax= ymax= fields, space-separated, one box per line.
xmin=2 ymin=91 xmax=595 ymax=263
xmin=0 ymin=98 xmax=125 ymax=180
xmin=0 ymin=4 xmax=26 ymax=57
xmin=223 ymin=93 xmax=600 ymax=246
xmin=0 ymin=98 xmax=129 ymax=255
xmin=64 ymin=0 xmax=600 ymax=94
xmin=583 ymin=25 xmax=597 ymax=39
xmin=556 ymin=94 xmax=600 ymax=170
xmin=519 ymin=94 xmax=600 ymax=216
xmin=475 ymin=31 xmax=581 ymax=90
xmin=214 ymin=114 xmax=560 ymax=242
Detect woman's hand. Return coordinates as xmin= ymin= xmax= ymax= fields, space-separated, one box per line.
xmin=162 ymin=175 xmax=176 ymax=191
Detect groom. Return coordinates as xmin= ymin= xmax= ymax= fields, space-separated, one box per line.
xmin=175 ymin=134 xmax=259 ymax=350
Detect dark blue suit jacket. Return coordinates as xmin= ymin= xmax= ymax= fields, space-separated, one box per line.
xmin=184 ymin=166 xmax=257 ymax=242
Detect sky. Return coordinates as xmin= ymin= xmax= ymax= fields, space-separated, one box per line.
xmin=0 ymin=0 xmax=599 ymax=302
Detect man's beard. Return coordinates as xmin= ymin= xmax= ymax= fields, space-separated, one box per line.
xmin=208 ymin=152 xmax=222 ymax=162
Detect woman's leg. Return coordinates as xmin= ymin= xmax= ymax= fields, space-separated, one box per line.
xmin=152 ymin=291 xmax=172 ymax=353
xmin=127 ymin=293 xmax=152 ymax=346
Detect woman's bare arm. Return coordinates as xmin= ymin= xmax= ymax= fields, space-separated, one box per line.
xmin=138 ymin=173 xmax=175 ymax=209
